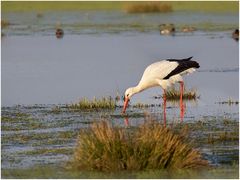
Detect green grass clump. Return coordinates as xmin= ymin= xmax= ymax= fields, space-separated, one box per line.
xmin=123 ymin=2 xmax=172 ymax=13
xmin=67 ymin=97 xmax=116 ymax=110
xmin=72 ymin=120 xmax=208 ymax=171
xmin=159 ymin=87 xmax=199 ymax=100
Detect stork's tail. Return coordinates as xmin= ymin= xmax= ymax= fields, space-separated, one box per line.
xmin=188 ymin=60 xmax=200 ymax=69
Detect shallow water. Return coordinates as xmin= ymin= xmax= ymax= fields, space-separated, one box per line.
xmin=2 ymin=33 xmax=238 ymax=106
xmin=1 ymin=10 xmax=239 ymax=178
xmin=1 ymin=33 xmax=239 ymax=173
xmin=2 ymin=11 xmax=238 ymax=35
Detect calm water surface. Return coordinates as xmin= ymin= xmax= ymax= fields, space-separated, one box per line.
xmin=2 ymin=33 xmax=238 ymax=106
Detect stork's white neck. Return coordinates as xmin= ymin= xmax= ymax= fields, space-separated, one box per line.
xmin=132 ymin=85 xmax=142 ymax=94
xmin=130 ymin=83 xmax=147 ymax=97
xmin=127 ymin=81 xmax=158 ymax=98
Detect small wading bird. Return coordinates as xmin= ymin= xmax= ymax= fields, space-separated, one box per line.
xmin=122 ymin=57 xmax=200 ymax=124
xmin=56 ymin=28 xmax=64 ymax=39
xmin=232 ymin=29 xmax=239 ymax=41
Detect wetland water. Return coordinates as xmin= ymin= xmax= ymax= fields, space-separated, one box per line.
xmin=1 ymin=10 xmax=239 ymax=178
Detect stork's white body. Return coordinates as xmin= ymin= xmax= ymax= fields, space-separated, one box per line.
xmin=138 ymin=60 xmax=196 ymax=90
xmin=122 ymin=57 xmax=199 ymax=114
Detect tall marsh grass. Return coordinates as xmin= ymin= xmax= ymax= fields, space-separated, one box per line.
xmin=123 ymin=2 xmax=172 ymax=13
xmin=72 ymin=120 xmax=208 ymax=171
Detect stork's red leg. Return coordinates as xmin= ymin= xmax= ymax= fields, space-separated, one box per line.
xmin=163 ymin=89 xmax=167 ymax=127
xmin=180 ymin=81 xmax=185 ymax=121
xmin=124 ymin=117 xmax=129 ymax=127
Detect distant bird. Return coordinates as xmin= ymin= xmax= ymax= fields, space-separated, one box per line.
xmin=181 ymin=26 xmax=196 ymax=33
xmin=56 ymin=28 xmax=64 ymax=39
xmin=159 ymin=24 xmax=175 ymax=35
xmin=122 ymin=57 xmax=200 ymax=122
xmin=36 ymin=12 xmax=43 ymax=18
xmin=232 ymin=29 xmax=239 ymax=41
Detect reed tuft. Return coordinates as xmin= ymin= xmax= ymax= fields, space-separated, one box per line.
xmin=72 ymin=119 xmax=208 ymax=171
xmin=67 ymin=97 xmax=116 ymax=110
xmin=154 ymin=86 xmax=199 ymax=100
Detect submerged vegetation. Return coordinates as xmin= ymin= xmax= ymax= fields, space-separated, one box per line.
xmin=216 ymin=98 xmax=239 ymax=105
xmin=132 ymin=102 xmax=161 ymax=109
xmin=72 ymin=120 xmax=208 ymax=171
xmin=123 ymin=2 xmax=172 ymax=13
xmin=1 ymin=104 xmax=238 ymax=178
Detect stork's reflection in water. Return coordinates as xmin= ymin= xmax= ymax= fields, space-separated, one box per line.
xmin=123 ymin=100 xmax=186 ymax=127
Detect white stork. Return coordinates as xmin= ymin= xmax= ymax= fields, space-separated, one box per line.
xmin=122 ymin=57 xmax=200 ymax=121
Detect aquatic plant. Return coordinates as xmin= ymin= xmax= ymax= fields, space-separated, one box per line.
xmin=216 ymin=98 xmax=239 ymax=105
xmin=207 ymin=131 xmax=239 ymax=144
xmin=123 ymin=2 xmax=172 ymax=13
xmin=154 ymin=86 xmax=199 ymax=100
xmin=67 ymin=97 xmax=116 ymax=110
xmin=72 ymin=119 xmax=208 ymax=171
xmin=51 ymin=106 xmax=62 ymax=114
xmin=132 ymin=102 xmax=160 ymax=108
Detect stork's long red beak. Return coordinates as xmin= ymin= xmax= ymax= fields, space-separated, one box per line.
xmin=122 ymin=97 xmax=129 ymax=113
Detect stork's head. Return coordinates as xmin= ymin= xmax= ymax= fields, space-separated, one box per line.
xmin=122 ymin=87 xmax=134 ymax=113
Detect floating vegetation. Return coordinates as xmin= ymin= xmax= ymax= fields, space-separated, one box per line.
xmin=67 ymin=97 xmax=116 ymax=110
xmin=1 ymin=103 xmax=238 ymax=178
xmin=1 ymin=111 xmax=46 ymax=131
xmin=20 ymin=148 xmax=73 ymax=156
xmin=207 ymin=131 xmax=239 ymax=144
xmin=154 ymin=86 xmax=199 ymax=100
xmin=216 ymin=98 xmax=239 ymax=105
xmin=72 ymin=119 xmax=208 ymax=171
xmin=123 ymin=2 xmax=172 ymax=13
xmin=110 ymin=112 xmax=145 ymax=119
xmin=132 ymin=102 xmax=160 ymax=108
xmin=51 ymin=105 xmax=62 ymax=114
xmin=1 ymin=111 xmax=30 ymax=122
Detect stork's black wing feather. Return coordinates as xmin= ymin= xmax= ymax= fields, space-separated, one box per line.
xmin=163 ymin=57 xmax=199 ymax=79
xmin=167 ymin=56 xmax=193 ymax=62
